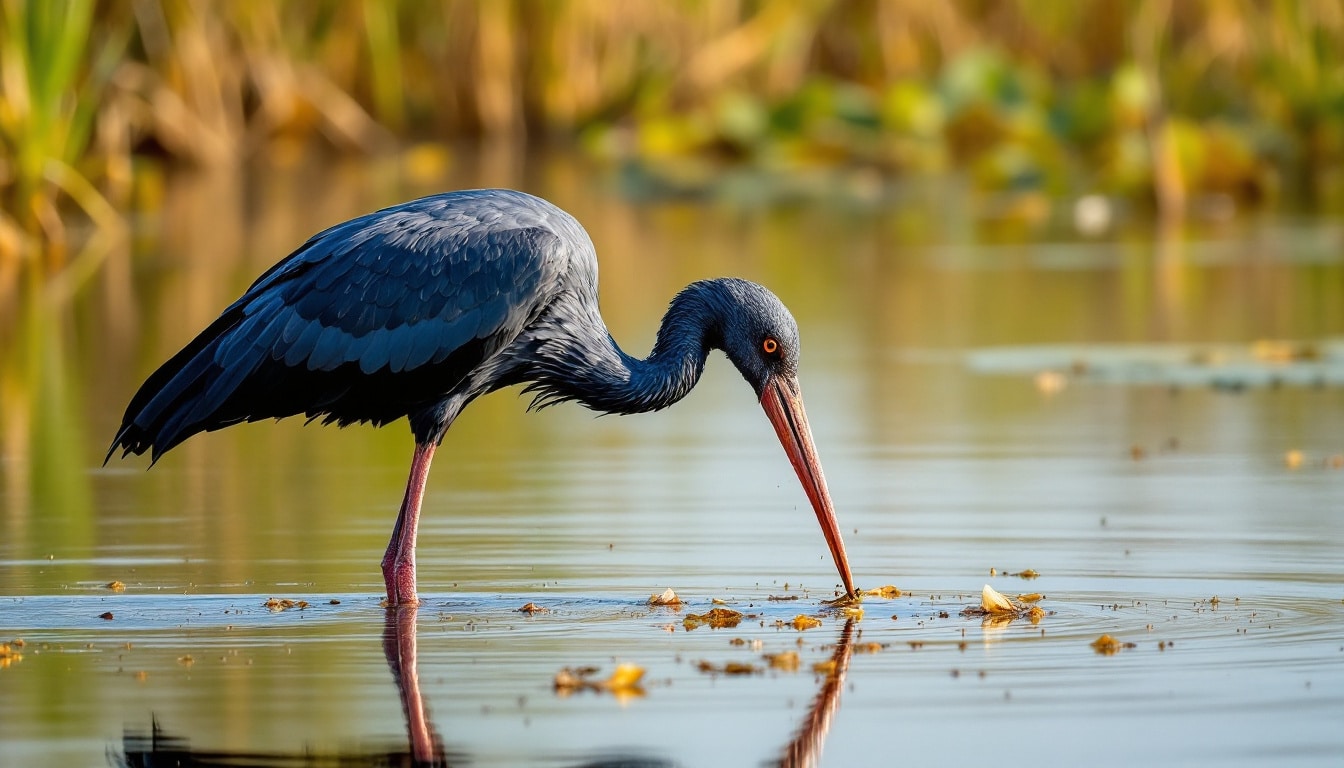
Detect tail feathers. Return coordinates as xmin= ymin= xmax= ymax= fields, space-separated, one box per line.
xmin=106 ymin=309 xmax=250 ymax=465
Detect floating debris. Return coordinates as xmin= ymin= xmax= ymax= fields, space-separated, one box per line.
xmin=1090 ymin=634 xmax=1136 ymax=655
xmin=696 ymin=660 xmax=758 ymax=676
xmin=553 ymin=663 xmax=646 ymax=697
xmin=106 ymin=581 xmax=126 ymax=592
xmin=683 ymin=608 xmax=742 ymax=630
xmin=1016 ymin=593 xmax=1044 ymax=603
xmin=863 ymin=585 xmax=902 ymax=599
xmin=981 ymin=585 xmax=1017 ymax=615
xmin=518 ymin=602 xmax=548 ymax=614
xmin=99 ymin=612 xmax=115 ymax=621
xmin=0 ymin=642 xmax=22 ymax=668
xmin=1285 ymin=449 xmax=1304 ymax=469
xmin=177 ymin=655 xmax=194 ymax=666
xmin=648 ymin=588 xmax=682 ymax=606
xmin=967 ymin=341 xmax=1344 ymax=390
xmin=767 ymin=594 xmax=800 ymax=601
xmin=764 ymin=651 xmax=801 ymax=671
xmin=960 ymin=585 xmax=1051 ymax=624
xmin=821 ymin=591 xmax=864 ymax=607
xmin=787 ymin=615 xmax=822 ymax=631
xmin=264 ymin=598 xmax=309 ymax=612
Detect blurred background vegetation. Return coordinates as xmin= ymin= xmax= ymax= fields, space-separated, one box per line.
xmin=2 ymin=0 xmax=1344 ymax=260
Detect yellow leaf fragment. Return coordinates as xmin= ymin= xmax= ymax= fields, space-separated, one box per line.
xmin=790 ymin=615 xmax=823 ymax=631
xmin=649 ymin=588 xmax=682 ymax=606
xmin=1027 ymin=606 xmax=1046 ymax=624
xmin=106 ymin=581 xmax=125 ymax=592
xmin=981 ymin=584 xmax=1018 ymax=615
xmin=812 ymin=660 xmax=838 ymax=676
xmin=0 ymin=643 xmax=22 ymax=668
xmin=1035 ymin=370 xmax=1066 ymax=395
xmin=1090 ymin=634 xmax=1135 ymax=655
xmin=765 ymin=651 xmax=800 ymax=671
xmin=1285 ymin=449 xmax=1304 ymax=469
xmin=1016 ymin=593 xmax=1044 ymax=603
xmin=518 ymin=602 xmax=548 ymax=614
xmin=840 ymin=607 xmax=864 ymax=620
xmin=555 ymin=664 xmax=644 ymax=697
xmin=863 ymin=585 xmax=902 ymax=599
xmin=601 ymin=663 xmax=646 ymax=692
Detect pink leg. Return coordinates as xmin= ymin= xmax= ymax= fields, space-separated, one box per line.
xmin=381 ymin=441 xmax=437 ymax=606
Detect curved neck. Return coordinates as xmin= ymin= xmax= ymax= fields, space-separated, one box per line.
xmin=523 ymin=283 xmax=724 ymax=415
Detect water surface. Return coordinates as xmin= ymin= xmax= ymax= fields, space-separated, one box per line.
xmin=2 ymin=158 xmax=1343 ymax=766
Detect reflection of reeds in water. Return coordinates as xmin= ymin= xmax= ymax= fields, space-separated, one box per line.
xmin=0 ymin=259 xmax=97 ymax=564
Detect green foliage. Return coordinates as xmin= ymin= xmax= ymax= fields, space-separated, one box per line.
xmin=0 ymin=0 xmax=123 ymax=246
xmin=3 ymin=0 xmax=1344 ymax=249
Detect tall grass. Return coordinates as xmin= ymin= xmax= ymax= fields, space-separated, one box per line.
xmin=0 ymin=0 xmax=124 ymax=257
xmin=2 ymin=0 xmax=1344 ymax=256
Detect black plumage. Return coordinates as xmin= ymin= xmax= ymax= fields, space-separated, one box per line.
xmin=108 ymin=189 xmax=856 ymax=605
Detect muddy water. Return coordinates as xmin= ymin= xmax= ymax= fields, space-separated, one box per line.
xmin=2 ymin=157 xmax=1343 ymax=766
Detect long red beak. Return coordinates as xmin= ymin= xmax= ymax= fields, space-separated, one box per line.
xmin=760 ymin=374 xmax=857 ymax=596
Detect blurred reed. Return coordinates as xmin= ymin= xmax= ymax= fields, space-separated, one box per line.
xmin=1 ymin=0 xmax=1344 ymax=259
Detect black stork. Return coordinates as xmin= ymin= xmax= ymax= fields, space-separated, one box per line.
xmin=107 ymin=189 xmax=856 ymax=606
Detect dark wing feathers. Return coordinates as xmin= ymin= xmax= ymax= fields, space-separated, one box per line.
xmin=108 ymin=191 xmax=576 ymax=462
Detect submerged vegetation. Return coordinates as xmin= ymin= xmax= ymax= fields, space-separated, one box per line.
xmin=2 ymin=0 xmax=1344 ymax=255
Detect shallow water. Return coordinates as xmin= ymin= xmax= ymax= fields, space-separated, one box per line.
xmin=2 ymin=158 xmax=1343 ymax=766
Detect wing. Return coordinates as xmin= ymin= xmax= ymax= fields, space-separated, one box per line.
xmin=109 ymin=191 xmax=582 ymax=461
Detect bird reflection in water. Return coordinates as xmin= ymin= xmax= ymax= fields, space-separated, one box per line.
xmin=383 ymin=606 xmax=446 ymax=765
xmin=112 ymin=612 xmax=859 ymax=767
xmin=775 ymin=618 xmax=857 ymax=768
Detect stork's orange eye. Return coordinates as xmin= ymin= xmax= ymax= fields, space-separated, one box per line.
xmin=762 ymin=337 xmax=779 ymax=355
